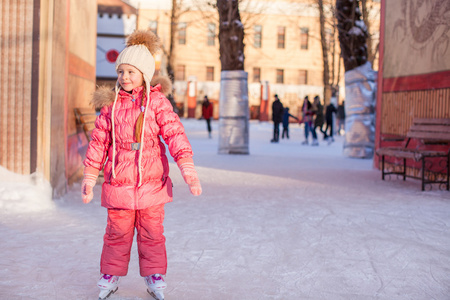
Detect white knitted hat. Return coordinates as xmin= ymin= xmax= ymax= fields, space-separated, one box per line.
xmin=115 ymin=30 xmax=160 ymax=85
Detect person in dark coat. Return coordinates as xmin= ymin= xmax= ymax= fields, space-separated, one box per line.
xmin=281 ymin=107 xmax=299 ymax=139
xmin=324 ymin=102 xmax=337 ymax=143
xmin=202 ymin=95 xmax=213 ymax=138
xmin=336 ymin=100 xmax=345 ymax=135
xmin=271 ymin=94 xmax=284 ymax=143
xmin=313 ymin=95 xmax=326 ymax=140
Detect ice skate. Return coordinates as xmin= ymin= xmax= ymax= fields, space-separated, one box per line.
xmin=312 ymin=139 xmax=319 ymax=146
xmin=145 ymin=274 xmax=166 ymax=300
xmin=97 ymin=274 xmax=120 ymax=300
xmin=301 ymin=140 xmax=308 ymax=145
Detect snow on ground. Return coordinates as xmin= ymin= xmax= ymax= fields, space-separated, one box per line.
xmin=0 ymin=119 xmax=449 ymax=300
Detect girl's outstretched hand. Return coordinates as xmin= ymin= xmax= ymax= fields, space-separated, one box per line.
xmin=81 ymin=180 xmax=94 ymax=203
xmin=81 ymin=167 xmax=99 ymax=203
xmin=177 ymin=159 xmax=202 ymax=196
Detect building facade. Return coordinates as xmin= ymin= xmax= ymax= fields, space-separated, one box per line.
xmin=375 ymin=0 xmax=450 ymax=180
xmin=132 ymin=0 xmax=369 ymax=119
xmin=0 ymin=0 xmax=97 ymax=196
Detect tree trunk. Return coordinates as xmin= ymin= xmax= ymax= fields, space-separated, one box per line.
xmin=217 ymin=0 xmax=245 ymax=71
xmin=318 ymin=0 xmax=330 ymax=101
xmin=336 ymin=0 xmax=368 ymax=72
xmin=360 ymin=0 xmax=377 ymax=66
xmin=336 ymin=0 xmax=376 ymax=158
xmin=216 ymin=0 xmax=249 ymax=155
xmin=166 ymin=0 xmax=178 ymax=81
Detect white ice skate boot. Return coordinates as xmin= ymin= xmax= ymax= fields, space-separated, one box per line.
xmin=145 ymin=274 xmax=167 ymax=300
xmin=97 ymin=274 xmax=120 ymax=300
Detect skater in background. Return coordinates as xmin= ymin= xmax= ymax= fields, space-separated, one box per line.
xmin=301 ymin=96 xmax=318 ymax=146
xmin=271 ymin=94 xmax=284 ymax=143
xmin=81 ymin=30 xmax=202 ymax=300
xmin=281 ymin=107 xmax=299 ymax=139
xmin=313 ymin=95 xmax=326 ymax=141
xmin=324 ymin=101 xmax=337 ymax=143
xmin=202 ymin=95 xmax=213 ymax=138
xmin=337 ymin=100 xmax=346 ymax=135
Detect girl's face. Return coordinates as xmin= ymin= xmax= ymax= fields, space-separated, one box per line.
xmin=117 ymin=64 xmax=144 ymax=92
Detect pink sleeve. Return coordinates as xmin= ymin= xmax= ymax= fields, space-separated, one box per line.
xmin=154 ymin=93 xmax=194 ymax=162
xmin=83 ymin=106 xmax=112 ymax=171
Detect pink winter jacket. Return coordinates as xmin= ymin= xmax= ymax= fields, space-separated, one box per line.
xmin=83 ymin=78 xmax=193 ymax=210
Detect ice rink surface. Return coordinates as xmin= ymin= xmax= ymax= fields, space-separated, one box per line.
xmin=1 ymin=119 xmax=449 ymax=300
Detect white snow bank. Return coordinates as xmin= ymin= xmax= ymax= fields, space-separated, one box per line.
xmin=0 ymin=166 xmax=53 ymax=213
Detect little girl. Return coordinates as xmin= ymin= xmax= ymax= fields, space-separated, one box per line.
xmin=81 ymin=30 xmax=202 ymax=300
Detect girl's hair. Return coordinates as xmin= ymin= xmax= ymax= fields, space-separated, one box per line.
xmin=135 ymin=86 xmax=146 ymax=143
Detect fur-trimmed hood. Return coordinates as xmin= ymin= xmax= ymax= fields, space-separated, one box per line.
xmin=91 ymin=75 xmax=172 ymax=109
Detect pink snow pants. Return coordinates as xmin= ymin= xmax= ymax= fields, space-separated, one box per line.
xmin=100 ymin=204 xmax=167 ymax=277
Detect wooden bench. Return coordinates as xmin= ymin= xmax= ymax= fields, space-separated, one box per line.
xmin=74 ymin=108 xmax=104 ymax=178
xmin=74 ymin=108 xmax=97 ymax=142
xmin=376 ymin=118 xmax=450 ymax=191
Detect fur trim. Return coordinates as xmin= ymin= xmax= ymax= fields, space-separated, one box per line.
xmin=151 ymin=75 xmax=173 ymax=96
xmin=127 ymin=30 xmax=160 ymax=55
xmin=91 ymin=86 xmax=116 ymax=109
xmin=91 ymin=76 xmax=172 ymax=109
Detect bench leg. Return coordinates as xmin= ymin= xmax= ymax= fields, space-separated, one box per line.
xmin=422 ymin=158 xmax=425 ymax=191
xmin=403 ymin=158 xmax=406 ymax=181
xmin=381 ymin=155 xmax=385 ymax=180
xmin=447 ymin=154 xmax=449 ymax=191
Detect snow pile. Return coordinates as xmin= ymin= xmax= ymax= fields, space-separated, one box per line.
xmin=0 ymin=166 xmax=54 ymax=213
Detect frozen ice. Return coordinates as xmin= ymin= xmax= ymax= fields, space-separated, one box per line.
xmin=0 ymin=119 xmax=449 ymax=299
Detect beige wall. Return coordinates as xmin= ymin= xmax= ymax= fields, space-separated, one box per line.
xmin=384 ymin=0 xmax=450 ymax=78
xmin=136 ymin=1 xmax=379 ymax=118
xmin=0 ymin=0 xmax=97 ymax=195
xmin=0 ymin=0 xmax=34 ymax=175
xmin=67 ymin=0 xmax=97 ymax=187
xmin=70 ymin=1 xmax=97 ymax=65
xmin=137 ymin=2 xmax=344 ymax=117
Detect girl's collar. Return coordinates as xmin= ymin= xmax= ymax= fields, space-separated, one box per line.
xmin=118 ymin=85 xmax=145 ymax=98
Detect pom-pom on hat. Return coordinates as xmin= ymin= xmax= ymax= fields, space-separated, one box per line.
xmin=115 ymin=29 xmax=160 ymax=85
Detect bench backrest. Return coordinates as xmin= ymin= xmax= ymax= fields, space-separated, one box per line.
xmin=407 ymin=118 xmax=450 ymax=142
xmin=74 ymin=108 xmax=97 ymax=142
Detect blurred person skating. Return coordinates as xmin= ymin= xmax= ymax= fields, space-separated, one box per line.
xmin=81 ymin=30 xmax=202 ymax=300
xmin=271 ymin=94 xmax=284 ymax=143
xmin=301 ymin=96 xmax=318 ymax=146
xmin=337 ymin=100 xmax=345 ymax=135
xmin=281 ymin=107 xmax=299 ymax=139
xmin=202 ymin=95 xmax=213 ymax=138
xmin=313 ymin=95 xmax=326 ymax=141
xmin=324 ymin=102 xmax=337 ymax=144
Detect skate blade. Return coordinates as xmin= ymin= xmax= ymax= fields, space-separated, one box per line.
xmin=147 ymin=289 xmax=164 ymax=300
xmin=99 ymin=287 xmax=118 ymax=300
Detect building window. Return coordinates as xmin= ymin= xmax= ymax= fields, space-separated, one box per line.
xmin=277 ymin=26 xmax=285 ymax=49
xmin=254 ymin=25 xmax=262 ymax=48
xmin=276 ymin=69 xmax=284 ymax=83
xmin=176 ymin=65 xmax=185 ymax=81
xmin=298 ymin=70 xmax=308 ymax=84
xmin=178 ymin=22 xmax=187 ymax=45
xmin=253 ymin=67 xmax=261 ymax=82
xmin=207 ymin=23 xmax=215 ymax=46
xmin=206 ymin=66 xmax=214 ymax=81
xmin=149 ymin=20 xmax=158 ymax=35
xmin=300 ymin=27 xmax=309 ymax=50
